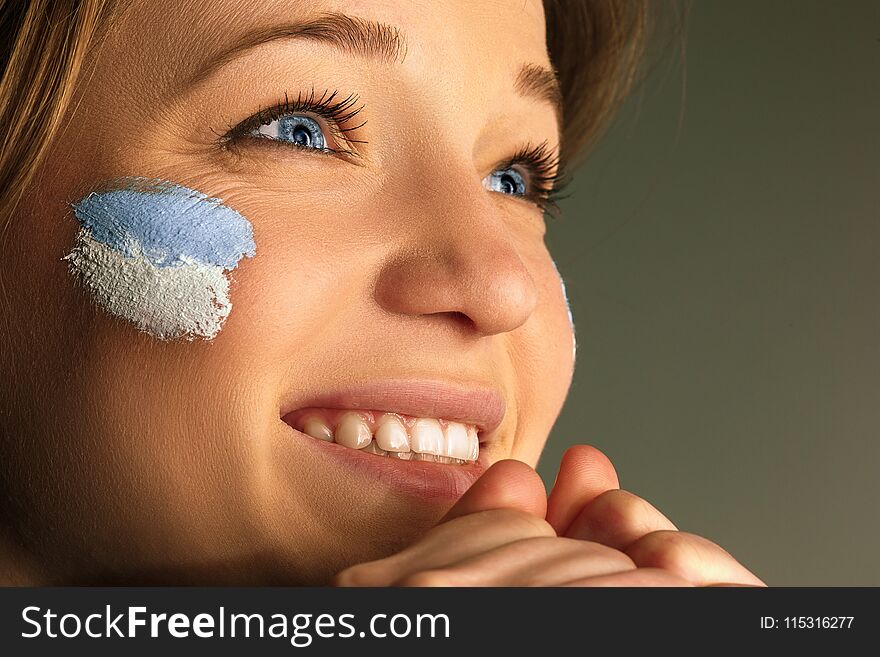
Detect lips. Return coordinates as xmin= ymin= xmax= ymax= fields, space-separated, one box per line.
xmin=280 ymin=379 xmax=506 ymax=435
xmin=278 ymin=379 xmax=506 ymax=499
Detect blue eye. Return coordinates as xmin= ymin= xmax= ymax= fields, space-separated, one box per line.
xmin=250 ymin=115 xmax=326 ymax=150
xmin=483 ymin=168 xmax=527 ymax=197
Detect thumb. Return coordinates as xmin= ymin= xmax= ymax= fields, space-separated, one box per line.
xmin=441 ymin=459 xmax=547 ymax=523
xmin=546 ymin=445 xmax=620 ymax=535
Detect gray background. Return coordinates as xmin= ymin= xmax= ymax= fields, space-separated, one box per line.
xmin=539 ymin=0 xmax=879 ymax=585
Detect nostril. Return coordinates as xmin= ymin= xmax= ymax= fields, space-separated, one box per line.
xmin=425 ymin=310 xmax=476 ymax=333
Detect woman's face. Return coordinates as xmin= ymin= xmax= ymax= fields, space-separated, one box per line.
xmin=2 ymin=0 xmax=574 ymax=583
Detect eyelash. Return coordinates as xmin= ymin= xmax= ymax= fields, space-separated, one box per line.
xmin=222 ymin=88 xmax=569 ymax=216
xmin=223 ymin=87 xmax=367 ymax=157
xmin=499 ymin=141 xmax=569 ymax=218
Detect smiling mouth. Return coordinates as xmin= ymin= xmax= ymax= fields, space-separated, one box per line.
xmin=282 ymin=408 xmax=480 ymax=464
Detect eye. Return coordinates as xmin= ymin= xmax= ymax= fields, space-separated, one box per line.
xmin=249 ymin=114 xmax=327 ymax=150
xmin=482 ymin=142 xmax=568 ymax=217
xmin=483 ymin=167 xmax=528 ymax=197
xmin=223 ymin=89 xmax=367 ymax=158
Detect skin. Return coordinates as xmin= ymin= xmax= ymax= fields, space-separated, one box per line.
xmin=0 ymin=0 xmax=763 ymax=586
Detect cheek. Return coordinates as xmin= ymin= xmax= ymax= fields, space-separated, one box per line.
xmin=529 ymin=254 xmax=576 ymax=382
xmin=65 ymin=177 xmax=256 ymax=341
xmin=539 ymin=255 xmax=577 ymax=400
xmin=507 ymin=252 xmax=576 ymax=463
xmin=552 ymin=257 xmax=577 ymax=366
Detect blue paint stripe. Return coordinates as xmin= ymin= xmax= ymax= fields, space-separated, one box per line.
xmin=73 ymin=178 xmax=256 ymax=269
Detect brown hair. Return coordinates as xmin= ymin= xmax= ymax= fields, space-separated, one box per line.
xmin=0 ymin=0 xmax=117 ymax=231
xmin=545 ymin=0 xmax=649 ymax=168
xmin=0 ymin=0 xmax=649 ymax=229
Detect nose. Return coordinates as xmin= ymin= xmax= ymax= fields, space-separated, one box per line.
xmin=374 ymin=193 xmax=539 ymax=337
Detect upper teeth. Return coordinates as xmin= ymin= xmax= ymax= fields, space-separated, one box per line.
xmin=294 ymin=410 xmax=479 ymax=463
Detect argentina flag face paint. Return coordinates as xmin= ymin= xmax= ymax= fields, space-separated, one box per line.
xmin=64 ymin=178 xmax=256 ymax=340
xmin=551 ymin=257 xmax=576 ymax=364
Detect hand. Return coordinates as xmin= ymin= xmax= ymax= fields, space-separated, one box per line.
xmin=334 ymin=460 xmax=644 ymax=586
xmin=334 ymin=449 xmax=765 ymax=586
xmin=546 ymin=445 xmax=766 ymax=587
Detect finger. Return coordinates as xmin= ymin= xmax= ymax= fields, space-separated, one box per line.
xmin=441 ymin=459 xmax=547 ymax=522
xmin=626 ymin=531 xmax=766 ymax=587
xmin=546 ymin=445 xmax=619 ymax=535
xmin=562 ymin=567 xmax=694 ymax=587
xmin=337 ymin=462 xmax=550 ymax=587
xmin=705 ymin=582 xmax=767 ymax=588
xmin=334 ymin=508 xmax=555 ymax=586
xmin=393 ymin=537 xmax=636 ymax=587
xmin=565 ymin=489 xmax=677 ymax=549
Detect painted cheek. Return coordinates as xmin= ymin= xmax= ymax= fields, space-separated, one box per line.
xmin=551 ymin=258 xmax=576 ymax=364
xmin=64 ymin=177 xmax=256 ymax=340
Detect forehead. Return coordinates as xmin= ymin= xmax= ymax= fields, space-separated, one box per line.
xmin=109 ymin=0 xmax=551 ymax=90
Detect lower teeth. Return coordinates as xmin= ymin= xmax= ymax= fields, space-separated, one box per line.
xmin=359 ymin=443 xmax=466 ymax=464
xmin=410 ymin=452 xmax=466 ymax=464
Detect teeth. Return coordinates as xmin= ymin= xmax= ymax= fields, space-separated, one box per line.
xmin=335 ymin=412 xmax=372 ymax=449
xmin=302 ymin=418 xmax=333 ymax=442
xmin=410 ymin=418 xmax=444 ymax=456
xmin=375 ymin=415 xmax=411 ymax=452
xmin=294 ymin=410 xmax=480 ymax=464
xmin=467 ymin=426 xmax=479 ymax=461
xmin=444 ymin=421 xmax=476 ymax=460
xmin=360 ymin=441 xmax=387 ymax=456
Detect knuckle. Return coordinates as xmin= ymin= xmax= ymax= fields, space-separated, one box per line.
xmin=592 ymin=490 xmax=647 ymax=526
xmin=517 ymin=535 xmax=636 ymax=567
xmin=627 ymin=530 xmax=700 ymax=573
xmin=552 ymin=536 xmax=637 ymax=571
xmin=486 ymin=509 xmax=556 ymax=538
xmin=516 ymin=535 xmax=569 ymax=554
xmin=589 ymin=489 xmax=669 ymax=534
xmin=628 ymin=532 xmax=764 ymax=586
xmin=582 ymin=540 xmax=638 ymax=570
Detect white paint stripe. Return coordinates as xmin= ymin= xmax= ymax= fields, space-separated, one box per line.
xmin=64 ymin=229 xmax=233 ymax=340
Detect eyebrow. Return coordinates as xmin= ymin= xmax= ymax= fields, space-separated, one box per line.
xmin=189 ymin=11 xmax=562 ymax=123
xmin=189 ymin=12 xmax=407 ymax=85
xmin=514 ymin=63 xmax=563 ymax=125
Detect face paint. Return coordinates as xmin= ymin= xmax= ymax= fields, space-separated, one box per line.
xmin=64 ymin=178 xmax=256 ymax=340
xmin=551 ymin=258 xmax=577 ymax=364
